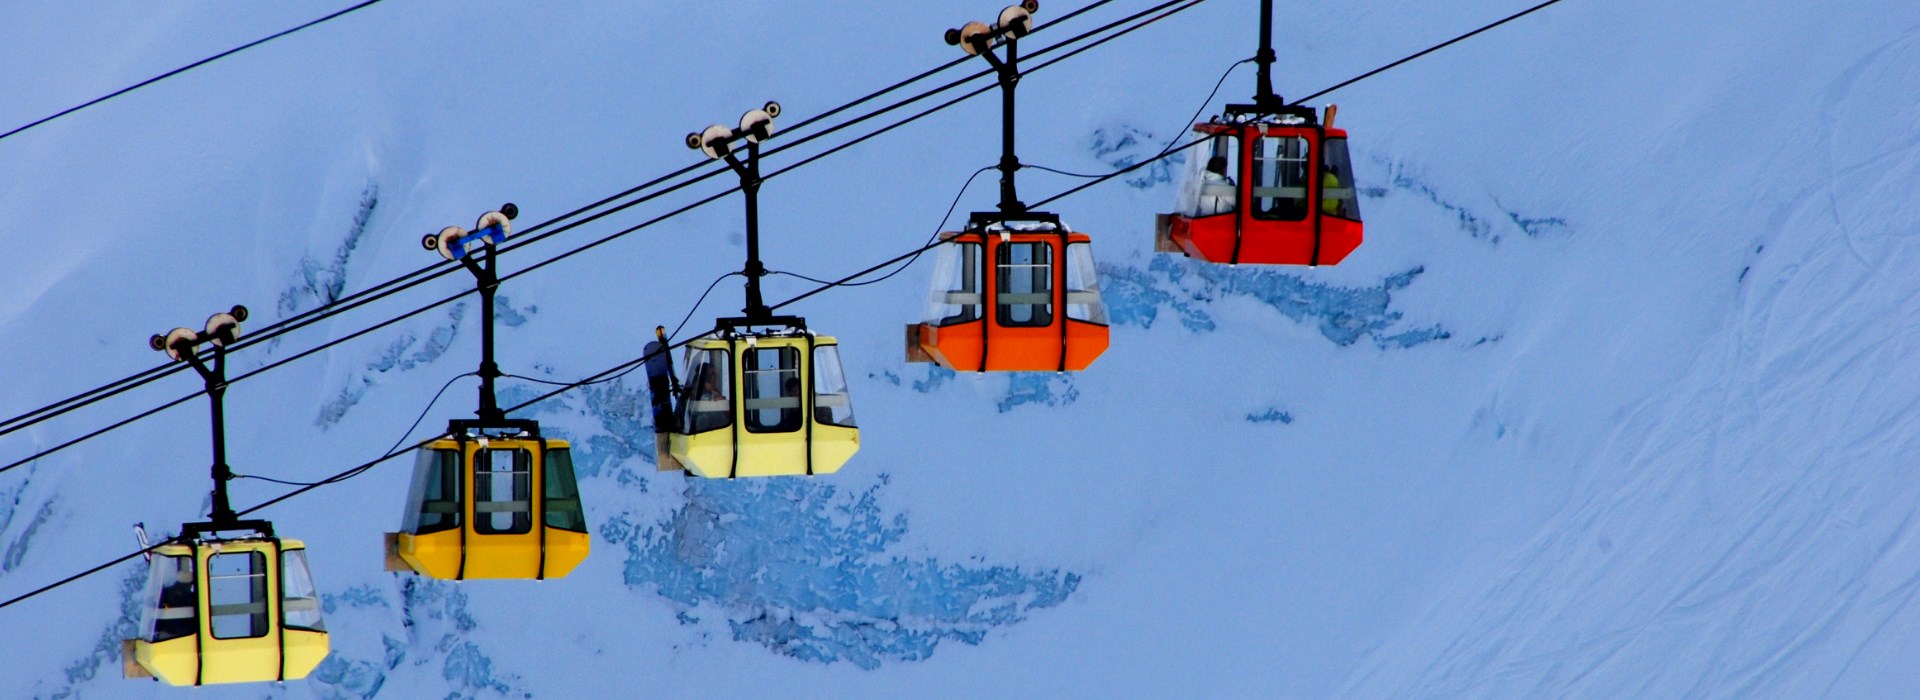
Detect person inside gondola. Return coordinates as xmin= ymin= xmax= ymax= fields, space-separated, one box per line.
xmin=1196 ymin=155 xmax=1237 ymax=216
xmin=1321 ymin=169 xmax=1344 ymax=218
xmin=692 ymin=364 xmax=724 ymax=401
xmin=677 ymin=361 xmax=730 ymax=434
xmin=155 ymin=565 xmax=197 ymax=640
xmin=776 ymin=376 xmax=803 ymax=431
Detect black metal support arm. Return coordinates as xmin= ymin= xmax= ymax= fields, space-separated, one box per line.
xmin=694 ymin=106 xmax=781 ymax=326
xmin=718 ymin=142 xmax=771 ymax=323
xmin=153 ymin=306 xmax=247 ymax=526
xmin=967 ymin=29 xmax=1027 ymax=214
xmin=455 ymin=248 xmax=504 ymax=422
xmin=179 ymin=347 xmax=235 ymax=524
xmin=1230 ymin=0 xmax=1299 ymax=119
xmin=947 ymin=2 xmax=1042 ymax=216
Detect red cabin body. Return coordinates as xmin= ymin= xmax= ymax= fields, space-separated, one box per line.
xmin=907 ymin=224 xmax=1109 ymax=372
xmin=1159 ymin=120 xmax=1363 ymax=266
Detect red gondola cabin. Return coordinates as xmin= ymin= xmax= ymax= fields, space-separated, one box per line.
xmin=1157 ymin=105 xmax=1362 ymax=266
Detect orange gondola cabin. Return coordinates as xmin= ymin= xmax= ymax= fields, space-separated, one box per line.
xmin=907 ymin=4 xmax=1110 ymax=373
xmin=1157 ymin=104 xmax=1363 ymax=266
xmin=907 ymin=214 xmax=1109 ymax=372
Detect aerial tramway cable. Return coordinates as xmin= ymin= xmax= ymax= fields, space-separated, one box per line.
xmin=0 ymin=0 xmax=1211 ymax=608
xmin=0 ymin=0 xmax=1161 ymax=472
xmin=0 ymin=0 xmax=1140 ymax=443
xmin=3 ymin=0 xmax=1575 ymax=614
xmin=0 ymin=0 xmax=393 ymax=143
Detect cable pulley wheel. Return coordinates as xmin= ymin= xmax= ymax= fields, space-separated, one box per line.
xmin=476 ymin=210 xmax=512 ymax=240
xmin=740 ymin=108 xmax=776 ymax=143
xmin=155 ymin=327 xmax=198 ymax=361
xmin=696 ymin=124 xmax=734 ymax=159
xmin=204 ymin=308 xmax=245 ymax=347
xmin=998 ymin=4 xmax=1035 ymax=37
xmin=432 ymin=226 xmax=466 ymax=261
xmin=954 ymin=21 xmax=991 ymax=55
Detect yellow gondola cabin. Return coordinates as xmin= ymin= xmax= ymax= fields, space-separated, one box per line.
xmin=386 ymin=419 xmax=589 ymax=580
xmin=385 ymin=206 xmax=591 ymax=580
xmin=124 ymin=522 xmax=328 ymax=686
xmin=658 ymin=320 xmax=859 ymax=478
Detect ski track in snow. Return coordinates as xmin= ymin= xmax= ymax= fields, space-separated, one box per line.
xmin=1342 ymin=37 xmax=1920 ymax=692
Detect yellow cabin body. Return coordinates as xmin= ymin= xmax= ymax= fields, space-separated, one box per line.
xmin=389 ymin=432 xmax=590 ymax=580
xmin=125 ymin=537 xmax=328 ymax=686
xmin=666 ymin=332 xmax=859 ymax=478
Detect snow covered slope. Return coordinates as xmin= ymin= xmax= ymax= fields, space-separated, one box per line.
xmin=4 ymin=0 xmax=1920 ymax=697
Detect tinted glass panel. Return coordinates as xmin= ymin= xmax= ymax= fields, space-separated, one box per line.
xmin=1064 ymin=242 xmax=1107 ymax=325
xmin=996 ymin=241 xmax=1053 ymax=327
xmin=1176 ymin=132 xmax=1240 ymax=217
xmin=1322 ymin=137 xmax=1360 ymax=221
xmin=473 ymin=448 xmax=532 ymax=535
xmin=924 ymin=241 xmax=981 ymax=326
xmin=543 ymin=448 xmax=587 ymax=533
xmin=208 ymin=551 xmax=268 ymax=640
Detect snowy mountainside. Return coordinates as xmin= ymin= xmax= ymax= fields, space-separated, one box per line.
xmin=4 ymin=0 xmax=1920 ymax=698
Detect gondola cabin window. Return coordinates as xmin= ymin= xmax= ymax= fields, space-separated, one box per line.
xmin=140 ymin=554 xmax=197 ymax=642
xmin=996 ymin=241 xmax=1053 ymax=327
xmin=543 ymin=448 xmax=588 ymax=532
xmin=280 ymin=549 xmax=325 ymax=632
xmin=1321 ymin=137 xmax=1362 ymax=221
xmin=1064 ymin=242 xmax=1107 ymax=324
xmin=473 ymin=448 xmax=532 ymax=535
xmin=208 ymin=551 xmax=268 ymax=639
xmin=813 ymin=345 xmax=857 ymax=428
xmin=926 ymin=241 xmax=983 ymax=326
xmin=1252 ymin=135 xmax=1312 ymax=221
xmin=402 ymin=449 xmax=461 ymax=534
xmin=680 ymin=348 xmax=732 ymax=434
xmin=744 ymin=346 xmax=802 ymax=433
xmin=1175 ymin=134 xmax=1242 ymax=217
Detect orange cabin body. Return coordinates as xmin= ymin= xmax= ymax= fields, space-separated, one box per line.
xmin=909 ymin=227 xmax=1109 ymax=372
xmin=1164 ymin=121 xmax=1363 ymax=266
